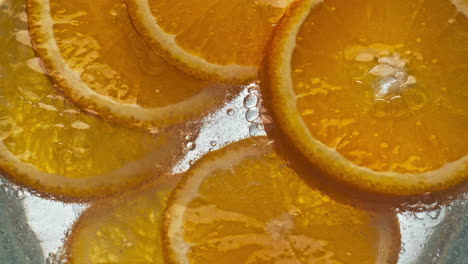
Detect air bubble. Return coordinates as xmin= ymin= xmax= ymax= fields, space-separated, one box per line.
xmin=226 ymin=108 xmax=235 ymax=116
xmin=14 ymin=189 xmax=26 ymax=199
xmin=243 ymin=94 xmax=258 ymax=109
xmin=249 ymin=122 xmax=265 ymax=137
xmin=245 ymin=108 xmax=260 ymax=122
xmin=427 ymin=209 xmax=441 ymax=220
xmin=412 ymin=211 xmax=426 ymax=220
xmin=245 ymin=81 xmax=260 ymax=94
xmin=186 ymin=142 xmax=196 ymax=151
xmin=210 ymin=140 xmax=217 ymax=147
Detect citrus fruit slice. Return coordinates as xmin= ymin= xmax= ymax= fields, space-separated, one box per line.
xmin=262 ymin=0 xmax=468 ymax=196
xmin=66 ymin=175 xmax=178 ymax=264
xmin=126 ymin=0 xmax=293 ymax=84
xmin=0 ymin=3 xmax=185 ymax=200
xmin=164 ymin=138 xmax=400 ymax=264
xmin=27 ymin=0 xmax=232 ymax=130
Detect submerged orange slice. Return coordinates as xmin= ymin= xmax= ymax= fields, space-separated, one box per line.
xmin=27 ymin=0 xmax=232 ymax=129
xmin=164 ymin=138 xmax=400 ymax=264
xmin=262 ymin=0 xmax=468 ymax=196
xmin=66 ymin=175 xmax=178 ymax=264
xmin=126 ymin=0 xmax=294 ymax=84
xmin=0 ymin=4 xmax=185 ymax=200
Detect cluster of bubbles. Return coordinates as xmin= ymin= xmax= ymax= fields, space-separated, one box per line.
xmin=45 ymin=248 xmax=67 ymax=264
xmin=395 ymin=193 xmax=454 ymax=221
xmin=183 ymin=133 xmax=198 ymax=167
xmin=243 ymin=82 xmax=266 ymax=138
xmin=405 ymin=201 xmax=443 ymax=221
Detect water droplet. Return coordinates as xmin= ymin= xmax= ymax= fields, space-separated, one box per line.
xmin=226 ymin=108 xmax=235 ymax=116
xmin=210 ymin=140 xmax=217 ymax=147
xmin=245 ymin=108 xmax=260 ymax=122
xmin=243 ymin=94 xmax=258 ymax=109
xmin=186 ymin=142 xmax=196 ymax=151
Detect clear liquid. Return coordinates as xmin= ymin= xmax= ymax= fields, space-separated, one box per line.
xmin=0 ymin=0 xmax=466 ymax=263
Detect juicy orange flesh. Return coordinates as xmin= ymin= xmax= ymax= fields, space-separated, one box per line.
xmin=291 ymin=0 xmax=468 ymax=173
xmin=181 ymin=148 xmax=384 ymax=263
xmin=50 ymin=0 xmax=209 ymax=108
xmin=149 ymin=0 xmax=287 ymax=65
xmin=0 ymin=4 xmax=162 ymax=179
xmin=69 ymin=184 xmax=173 ymax=264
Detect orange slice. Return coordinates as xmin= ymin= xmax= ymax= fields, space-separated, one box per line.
xmin=262 ymin=0 xmax=468 ymax=196
xmin=164 ymin=138 xmax=400 ymax=264
xmin=27 ymin=0 xmax=232 ymax=130
xmin=66 ymin=175 xmax=178 ymax=264
xmin=126 ymin=0 xmax=294 ymax=84
xmin=0 ymin=4 xmax=185 ymax=200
